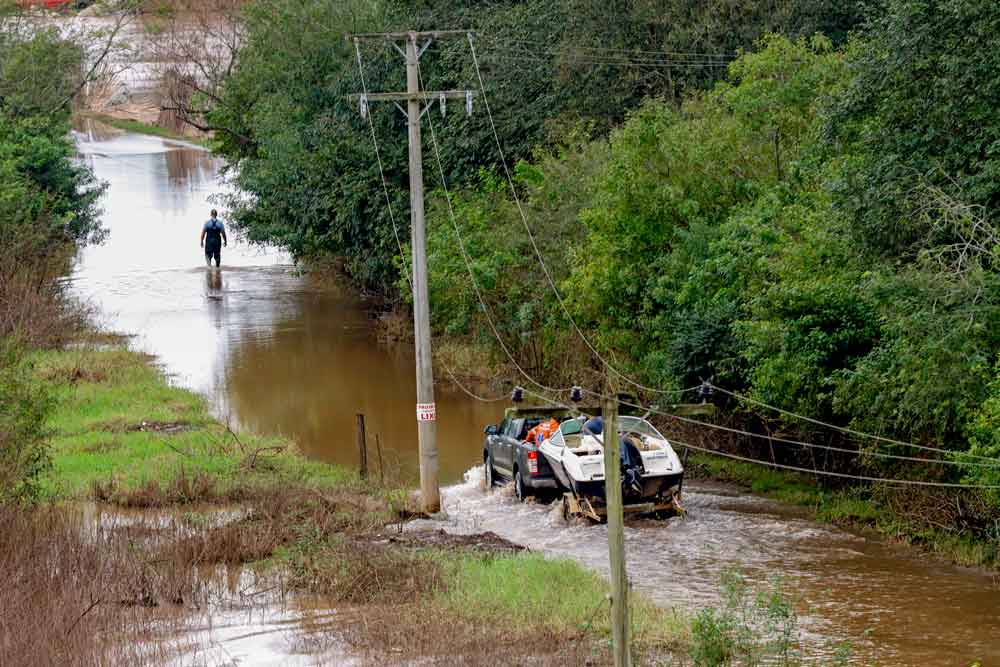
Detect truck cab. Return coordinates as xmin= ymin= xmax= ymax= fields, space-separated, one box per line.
xmin=483 ymin=407 xmax=567 ymax=501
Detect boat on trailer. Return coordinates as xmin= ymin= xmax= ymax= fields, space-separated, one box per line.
xmin=539 ymin=415 xmax=686 ymax=521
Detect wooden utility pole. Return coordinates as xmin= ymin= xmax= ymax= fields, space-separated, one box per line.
xmin=348 ymin=30 xmax=475 ymax=514
xmin=603 ymin=390 xmax=631 ymax=667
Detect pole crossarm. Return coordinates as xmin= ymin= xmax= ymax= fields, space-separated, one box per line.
xmin=349 ymin=90 xmax=474 ymax=103
xmin=346 ymin=30 xmax=473 ymax=42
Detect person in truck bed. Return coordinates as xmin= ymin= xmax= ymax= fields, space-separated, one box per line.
xmin=524 ymin=417 xmax=560 ymax=446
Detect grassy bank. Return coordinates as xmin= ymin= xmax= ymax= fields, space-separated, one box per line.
xmin=441 ymin=552 xmax=689 ymax=645
xmin=79 ymin=113 xmax=212 ymax=149
xmin=34 ymin=347 xmax=349 ymax=501
xmin=20 ymin=343 xmax=699 ymax=664
xmin=688 ymin=454 xmax=1000 ymax=568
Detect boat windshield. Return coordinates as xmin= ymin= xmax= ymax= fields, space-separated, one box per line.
xmin=618 ymin=416 xmax=665 ymax=440
xmin=560 ymin=419 xmax=583 ymax=436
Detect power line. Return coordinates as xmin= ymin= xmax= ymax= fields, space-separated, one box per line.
xmin=465 ymin=34 xmax=994 ymax=469
xmin=354 ymin=40 xmax=506 ymax=405
xmin=466 ymin=33 xmax=694 ymax=399
xmin=709 ymin=383 xmax=1000 ymax=465
xmin=518 ymin=386 xmax=1000 ymax=490
xmin=593 ymin=390 xmax=1000 ymax=470
xmin=415 ymin=53 xmax=574 ymax=398
xmin=441 ymin=364 xmax=508 ymax=403
xmin=670 ymin=436 xmax=1000 ymax=490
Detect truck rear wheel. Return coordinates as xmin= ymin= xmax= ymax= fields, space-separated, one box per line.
xmin=514 ymin=469 xmax=528 ymax=502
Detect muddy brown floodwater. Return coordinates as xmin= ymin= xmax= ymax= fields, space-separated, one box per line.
xmin=72 ymin=121 xmax=1000 ymax=666
xmin=71 ymin=119 xmax=505 ymax=483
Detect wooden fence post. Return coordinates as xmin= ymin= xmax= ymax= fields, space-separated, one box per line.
xmin=356 ymin=413 xmax=368 ymax=480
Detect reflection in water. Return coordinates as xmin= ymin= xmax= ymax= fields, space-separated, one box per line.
xmin=221 ymin=283 xmax=502 ymax=480
xmin=205 ymin=267 xmax=223 ymax=293
xmin=71 ymin=123 xmax=503 ymax=483
xmin=71 ymin=124 xmax=1000 ymax=666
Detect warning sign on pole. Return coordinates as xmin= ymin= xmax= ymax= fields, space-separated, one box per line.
xmin=416 ymin=403 xmax=437 ymax=422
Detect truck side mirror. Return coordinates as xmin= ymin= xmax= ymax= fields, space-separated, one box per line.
xmin=485 ymin=425 xmax=499 ymax=435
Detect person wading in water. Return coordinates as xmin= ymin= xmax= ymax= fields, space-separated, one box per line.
xmin=200 ymin=209 xmax=227 ymax=268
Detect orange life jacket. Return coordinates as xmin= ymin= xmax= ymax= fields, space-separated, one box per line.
xmin=524 ymin=418 xmax=559 ymax=445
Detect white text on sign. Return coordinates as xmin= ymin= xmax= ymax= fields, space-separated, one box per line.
xmin=416 ymin=403 xmax=437 ymax=422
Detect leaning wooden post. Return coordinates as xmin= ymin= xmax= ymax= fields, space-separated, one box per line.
xmin=375 ymin=433 xmax=385 ymax=485
xmin=356 ymin=413 xmax=368 ymax=480
xmin=603 ymin=389 xmax=631 ymax=666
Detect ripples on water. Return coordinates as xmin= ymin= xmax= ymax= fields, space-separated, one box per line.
xmin=424 ymin=467 xmax=1000 ymax=666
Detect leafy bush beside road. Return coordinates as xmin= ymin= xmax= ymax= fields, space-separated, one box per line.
xmin=0 ymin=11 xmax=105 ymax=502
xmin=0 ymin=342 xmax=54 ymax=504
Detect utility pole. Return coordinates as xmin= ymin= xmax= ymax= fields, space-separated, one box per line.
xmin=348 ymin=30 xmax=475 ymax=514
xmin=603 ymin=387 xmax=631 ymax=667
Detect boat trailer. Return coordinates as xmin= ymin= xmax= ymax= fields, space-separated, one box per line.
xmin=560 ymin=490 xmax=686 ymax=523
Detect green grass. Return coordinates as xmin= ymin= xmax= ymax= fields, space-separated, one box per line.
xmin=439 ymin=552 xmax=690 ymax=647
xmin=80 ymin=113 xmax=212 ymax=149
xmin=33 ymin=347 xmax=354 ymax=500
xmin=26 ymin=344 xmax=697 ymax=659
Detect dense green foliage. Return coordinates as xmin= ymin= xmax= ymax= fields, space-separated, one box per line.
xmin=0 ymin=342 xmax=53 ymax=503
xmin=0 ymin=15 xmax=102 ymax=250
xmin=424 ymin=0 xmax=1000 ymax=497
xmin=208 ymin=0 xmax=862 ymax=290
xmin=207 ymin=0 xmax=998 ymax=516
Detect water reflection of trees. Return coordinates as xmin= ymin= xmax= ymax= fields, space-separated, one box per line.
xmin=164 ymin=148 xmax=218 ymax=186
xmin=220 ymin=297 xmax=503 ymax=481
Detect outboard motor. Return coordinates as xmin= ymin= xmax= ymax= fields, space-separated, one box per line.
xmin=619 ymin=435 xmax=645 ymax=499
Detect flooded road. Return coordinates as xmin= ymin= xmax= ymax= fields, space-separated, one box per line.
xmin=71 ymin=122 xmax=1000 ymax=665
xmin=72 ymin=121 xmax=503 ymax=482
xmin=437 ymin=471 xmax=1000 ymax=665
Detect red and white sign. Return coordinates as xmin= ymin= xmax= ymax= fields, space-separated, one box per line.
xmin=416 ymin=403 xmax=437 ymax=422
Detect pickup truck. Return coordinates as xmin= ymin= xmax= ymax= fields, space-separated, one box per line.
xmin=483 ymin=407 xmax=571 ymax=501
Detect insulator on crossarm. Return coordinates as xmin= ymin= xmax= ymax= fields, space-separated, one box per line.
xmin=466 ymin=90 xmax=474 ymax=116
xmin=697 ymin=380 xmax=715 ymax=403
xmin=440 ymin=92 xmax=446 ymax=117
xmin=359 ymin=95 xmax=369 ymax=119
xmin=511 ymin=386 xmax=524 ymax=403
xmin=570 ymin=386 xmax=583 ymax=403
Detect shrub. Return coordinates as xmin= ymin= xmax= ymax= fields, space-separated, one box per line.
xmin=0 ymin=340 xmax=54 ymax=504
xmin=689 ymin=570 xmax=828 ymax=667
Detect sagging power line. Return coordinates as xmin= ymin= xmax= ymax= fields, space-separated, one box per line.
xmin=348 ymin=28 xmax=481 ymax=514
xmin=463 ymin=33 xmax=999 ymax=472
xmin=466 ymin=34 xmax=722 ymax=399
xmin=352 ymin=40 xmax=506 ymax=407
xmin=354 ymin=28 xmax=1000 ymax=495
xmin=515 ymin=386 xmax=1000 ymax=489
